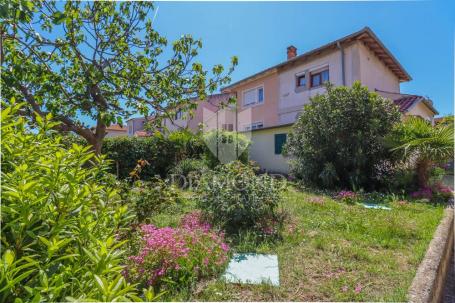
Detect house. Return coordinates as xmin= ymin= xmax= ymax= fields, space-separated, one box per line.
xmin=105 ymin=124 xmax=127 ymax=138
xmin=126 ymin=27 xmax=438 ymax=174
xmin=218 ymin=27 xmax=438 ymax=173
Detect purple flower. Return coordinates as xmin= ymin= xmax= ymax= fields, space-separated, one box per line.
xmin=410 ymin=187 xmax=433 ymax=199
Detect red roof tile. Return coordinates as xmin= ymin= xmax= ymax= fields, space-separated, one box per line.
xmin=392 ymin=94 xmax=438 ymax=115
xmin=393 ymin=95 xmax=422 ymax=112
xmin=106 ymin=124 xmax=127 ymax=131
xmin=134 ymin=130 xmax=149 ymax=137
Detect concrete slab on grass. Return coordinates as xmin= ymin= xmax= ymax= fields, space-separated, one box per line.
xmin=223 ymin=253 xmax=279 ymax=286
xmin=361 ymin=203 xmax=391 ymax=210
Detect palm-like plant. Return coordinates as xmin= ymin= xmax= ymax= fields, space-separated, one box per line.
xmin=387 ymin=116 xmax=454 ymax=187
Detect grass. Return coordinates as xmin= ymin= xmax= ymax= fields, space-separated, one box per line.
xmin=150 ymin=186 xmax=444 ymax=301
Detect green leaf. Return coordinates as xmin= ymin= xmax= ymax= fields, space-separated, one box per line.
xmin=3 ymin=250 xmax=15 ymax=266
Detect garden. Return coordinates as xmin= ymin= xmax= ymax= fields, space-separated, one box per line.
xmin=1 ymin=2 xmax=454 ymax=302
xmin=1 ymin=88 xmax=453 ymax=301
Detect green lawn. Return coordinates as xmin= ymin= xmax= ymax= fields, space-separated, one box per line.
xmin=150 ymin=186 xmax=444 ymax=301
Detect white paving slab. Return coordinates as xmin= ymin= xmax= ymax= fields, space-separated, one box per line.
xmin=223 ymin=253 xmax=279 ymax=286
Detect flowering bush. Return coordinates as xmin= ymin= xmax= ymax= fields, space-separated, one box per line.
xmin=126 ymin=211 xmax=229 ymax=291
xmin=407 ymin=183 xmax=453 ymax=203
xmin=432 ymin=183 xmax=453 ymax=202
xmin=334 ymin=190 xmax=358 ymax=204
xmin=410 ymin=187 xmax=433 ymax=200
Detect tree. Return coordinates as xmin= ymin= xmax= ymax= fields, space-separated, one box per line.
xmin=387 ymin=116 xmax=454 ymax=188
xmin=1 ymin=1 xmax=237 ymax=154
xmin=284 ymin=82 xmax=401 ymax=190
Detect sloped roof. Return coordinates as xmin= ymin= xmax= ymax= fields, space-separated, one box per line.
xmin=393 ymin=95 xmax=422 ymax=112
xmin=134 ymin=130 xmax=149 ymax=137
xmin=393 ymin=95 xmax=439 ymax=115
xmin=223 ymin=27 xmax=411 ymax=91
xmin=106 ymin=124 xmax=127 ymax=132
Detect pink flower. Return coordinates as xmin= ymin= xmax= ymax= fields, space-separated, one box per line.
xmin=180 ymin=211 xmax=212 ymax=232
xmin=126 ymin=217 xmax=230 ymax=287
xmin=341 ymin=285 xmax=348 ymax=292
xmin=354 ymin=283 xmax=363 ymax=294
xmin=220 ymin=242 xmax=229 ymax=252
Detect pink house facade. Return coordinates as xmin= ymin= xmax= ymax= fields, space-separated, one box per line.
xmin=128 ymin=27 xmax=438 ymax=173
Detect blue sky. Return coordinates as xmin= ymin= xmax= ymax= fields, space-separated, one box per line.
xmin=152 ymin=0 xmax=454 ymax=116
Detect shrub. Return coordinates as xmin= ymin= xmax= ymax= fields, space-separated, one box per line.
xmin=202 ymin=130 xmax=251 ymax=168
xmin=429 ymin=166 xmax=446 ymax=186
xmin=1 ymin=103 xmax=138 ymax=301
xmin=197 ymin=161 xmax=284 ymax=236
xmin=100 ymin=131 xmax=206 ymax=180
xmin=378 ymin=163 xmax=418 ymax=193
xmin=168 ymin=130 xmax=206 ymax=162
xmin=125 ymin=212 xmax=229 ymax=292
xmin=285 ymin=82 xmax=401 ymax=190
xmin=168 ymin=158 xmax=209 ymax=187
xmin=128 ymin=178 xmax=182 ymax=223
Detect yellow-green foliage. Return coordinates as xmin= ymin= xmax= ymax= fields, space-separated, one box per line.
xmin=0 ymin=103 xmax=140 ymax=301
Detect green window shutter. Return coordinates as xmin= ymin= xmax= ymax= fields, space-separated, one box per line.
xmin=274 ymin=133 xmax=287 ymax=155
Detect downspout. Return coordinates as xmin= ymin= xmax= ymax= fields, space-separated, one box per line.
xmin=337 ymin=42 xmax=346 ymax=86
xmin=235 ymin=92 xmax=238 ymax=159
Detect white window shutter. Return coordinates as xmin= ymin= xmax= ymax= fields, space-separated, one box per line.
xmin=243 ymin=89 xmax=257 ymax=106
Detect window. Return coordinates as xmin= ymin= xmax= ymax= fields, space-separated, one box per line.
xmin=311 ymin=69 xmax=329 ymax=88
xmin=297 ymin=74 xmax=306 ymax=87
xmin=258 ymin=87 xmax=264 ymax=102
xmin=274 ymin=133 xmax=287 ymax=155
xmin=222 ymin=123 xmax=234 ymax=131
xmin=243 ymin=86 xmax=264 ymax=107
xmin=174 ymin=109 xmax=183 ymax=120
xmin=244 ymin=121 xmax=264 ymax=131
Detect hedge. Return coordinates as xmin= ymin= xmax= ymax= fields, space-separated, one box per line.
xmin=63 ymin=130 xmax=250 ymax=179
xmin=102 ymin=133 xmax=205 ymax=179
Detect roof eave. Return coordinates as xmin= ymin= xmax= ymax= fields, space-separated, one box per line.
xmin=222 ymin=27 xmax=412 ymax=91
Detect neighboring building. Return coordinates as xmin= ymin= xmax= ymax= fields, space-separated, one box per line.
xmin=126 ymin=117 xmax=150 ymax=136
xmin=126 ymin=27 xmax=438 ymax=174
xmin=161 ymin=93 xmax=236 ymax=133
xmin=105 ymin=124 xmax=127 ymax=138
xmin=126 ymin=93 xmax=236 ymax=136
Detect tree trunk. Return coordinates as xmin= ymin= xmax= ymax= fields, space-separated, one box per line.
xmin=92 ymin=139 xmax=103 ymax=155
xmin=416 ymin=159 xmax=431 ymax=188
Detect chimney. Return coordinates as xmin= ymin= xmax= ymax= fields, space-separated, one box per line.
xmin=287 ymin=45 xmax=297 ymax=60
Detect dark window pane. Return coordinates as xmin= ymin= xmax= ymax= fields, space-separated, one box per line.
xmin=274 ymin=133 xmax=287 ymax=154
xmin=311 ymin=73 xmax=321 ymax=87
xmin=258 ymin=88 xmax=264 ymax=102
xmin=298 ymin=75 xmax=306 ymax=87
xmin=321 ymin=70 xmax=329 ymax=83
